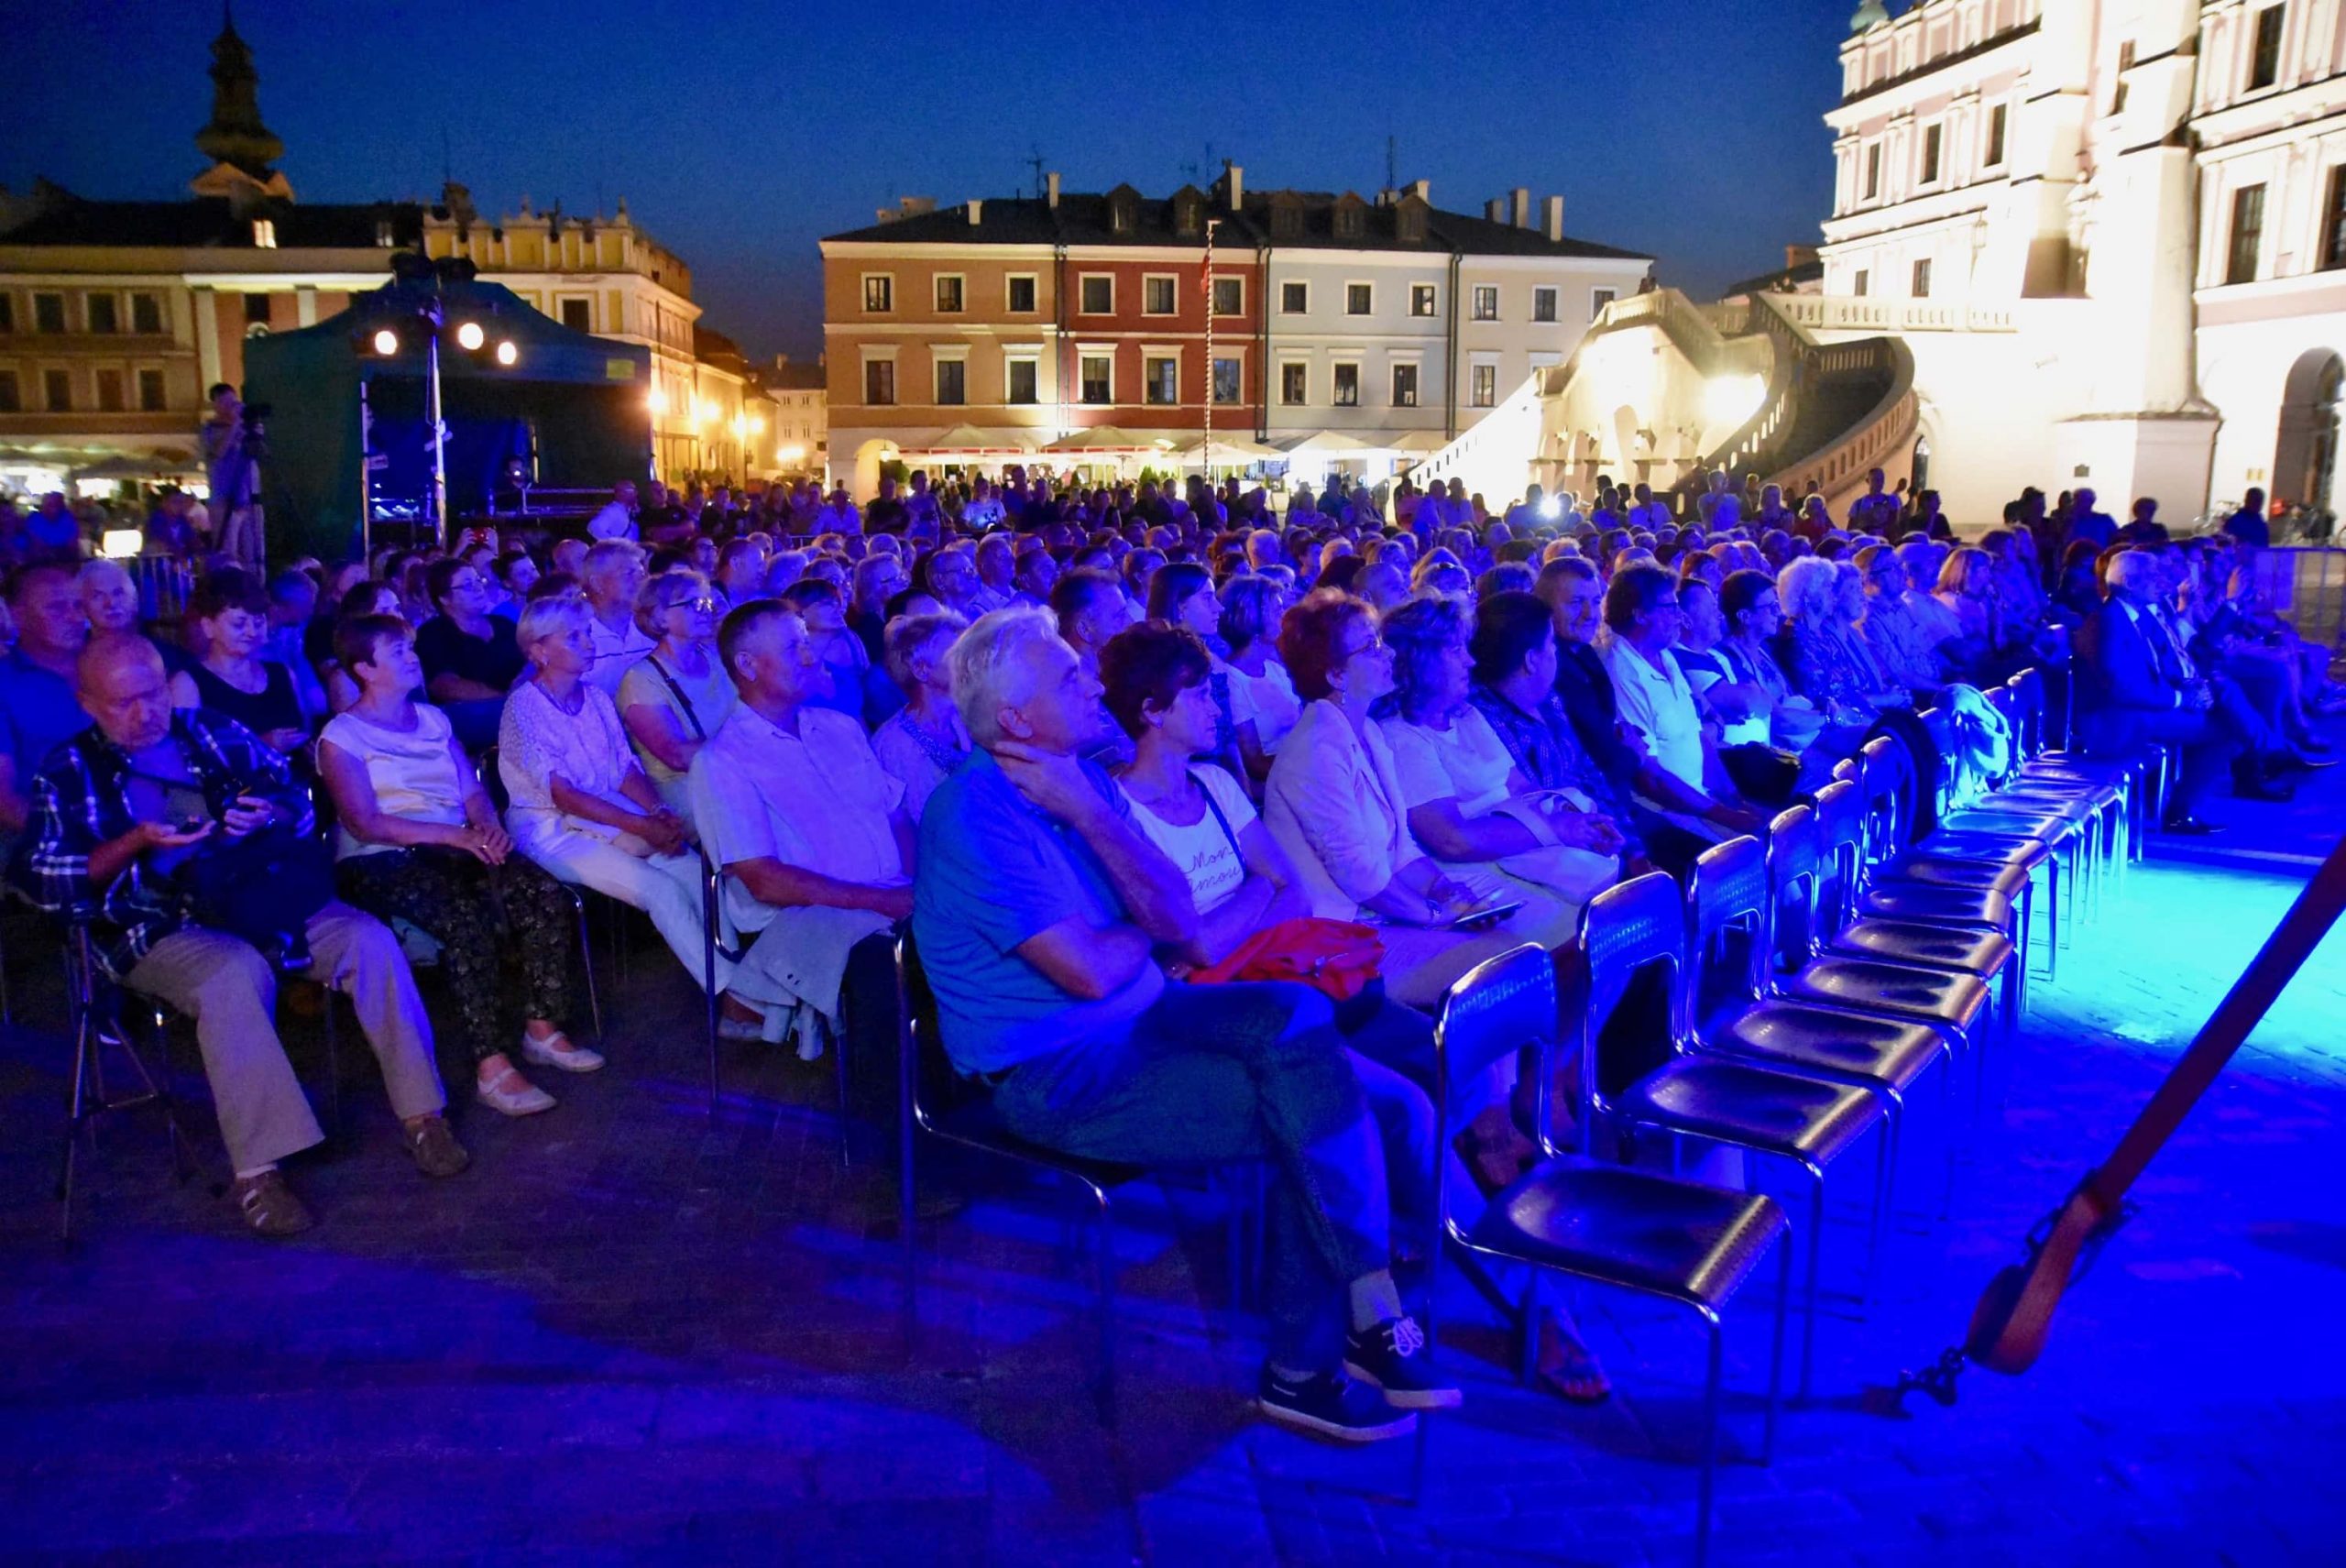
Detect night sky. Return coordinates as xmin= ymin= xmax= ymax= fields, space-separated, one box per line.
xmin=8 ymin=0 xmax=1856 ymax=365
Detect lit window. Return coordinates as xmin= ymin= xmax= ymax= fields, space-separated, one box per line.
xmin=1332 ymin=363 xmax=1359 ymax=407
xmin=251 ymin=218 xmax=277 ymax=247
xmin=1471 ymin=285 xmax=1498 ymax=322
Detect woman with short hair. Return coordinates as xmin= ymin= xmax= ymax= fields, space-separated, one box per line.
xmin=618 ymin=570 xmax=735 ymax=815
xmin=1217 ymin=572 xmax=1300 ymax=784
xmin=318 ymin=613 xmax=594 ymax=1117
xmin=169 ymin=566 xmax=309 ymax=757
xmin=869 ymin=610 xmax=971 ymax=823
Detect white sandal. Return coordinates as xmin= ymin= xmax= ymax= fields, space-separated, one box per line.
xmin=521 ymin=1030 xmax=605 ymax=1073
xmin=476 ymin=1066 xmax=556 ymax=1116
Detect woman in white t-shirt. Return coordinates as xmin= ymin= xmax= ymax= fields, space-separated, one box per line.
xmin=1217 ymin=574 xmax=1302 ymax=785
xmin=618 ymin=570 xmax=736 ymax=816
xmin=1102 ymin=620 xmax=1614 ymax=1402
xmin=1378 ymin=595 xmax=1622 ymax=913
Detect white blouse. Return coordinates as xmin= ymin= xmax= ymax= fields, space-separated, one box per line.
xmin=499 ymin=680 xmax=640 ymax=854
xmin=322 ymin=704 xmax=466 ymax=861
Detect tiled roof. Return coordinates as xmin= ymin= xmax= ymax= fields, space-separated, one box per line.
xmin=824 ymin=188 xmax=1650 ymax=261
xmin=0 ymin=183 xmax=424 ymax=250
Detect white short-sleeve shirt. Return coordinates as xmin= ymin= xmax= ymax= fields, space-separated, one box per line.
xmin=1380 ymin=707 xmax=1516 ymax=817
xmin=688 ymin=703 xmax=905 ymax=934
xmin=1603 ymin=639 xmax=1706 ymax=792
xmin=1120 ymin=764 xmax=1255 ymax=916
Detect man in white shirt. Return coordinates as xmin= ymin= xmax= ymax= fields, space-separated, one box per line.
xmin=961 ymin=476 xmax=1007 ymax=534
xmin=1598 ymin=564 xmax=1762 ymax=836
xmin=810 ymin=487 xmax=861 ymax=538
xmin=582 ymin=541 xmax=654 ymax=697
xmin=586 ymin=481 xmax=639 ymax=542
xmin=689 ymin=601 xmax=915 ymax=1051
xmin=970 ymin=533 xmax=1016 ymax=612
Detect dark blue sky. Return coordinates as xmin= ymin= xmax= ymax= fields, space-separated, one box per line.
xmin=9 ymin=0 xmax=1854 ymax=365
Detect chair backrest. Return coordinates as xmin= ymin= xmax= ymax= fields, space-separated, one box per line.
xmin=893 ymin=928 xmax=980 ymax=1130
xmin=1811 ymin=779 xmax=1866 ymax=919
xmin=1433 ymin=942 xmax=1558 ymax=1162
xmin=1766 ymin=804 xmax=1824 ymax=965
xmin=1687 ymin=831 xmax=1772 ymax=1006
xmin=1577 ymin=871 xmax=1692 ymax=1127
xmin=2005 ymin=666 xmax=2046 ymax=758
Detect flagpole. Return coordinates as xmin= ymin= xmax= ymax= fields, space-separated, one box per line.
xmin=1203 ymin=216 xmax=1218 ymax=483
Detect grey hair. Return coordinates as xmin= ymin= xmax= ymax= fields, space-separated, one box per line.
xmin=1776 ymin=556 xmax=1841 ymax=624
xmin=515 ymin=589 xmax=594 ymax=658
xmin=949 ymin=606 xmax=1067 ymax=751
xmin=634 ymin=568 xmax=712 ymax=638
xmin=883 ymin=609 xmax=968 ymax=692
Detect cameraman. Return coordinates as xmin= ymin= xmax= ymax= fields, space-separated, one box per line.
xmin=203 ymin=383 xmax=262 ymax=568
xmin=16 ymin=635 xmax=467 ymax=1236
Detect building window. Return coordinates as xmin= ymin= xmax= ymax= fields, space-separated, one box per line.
xmin=1854 ymin=269 xmax=1870 ymax=297
xmin=1345 ymin=282 xmax=1373 ymax=315
xmin=0 ymin=371 xmax=17 ymax=412
xmin=1471 ymin=363 xmax=1496 ymax=407
xmin=138 ymin=368 xmax=167 ymax=411
xmin=95 ymin=368 xmax=125 ymax=412
xmin=1007 ymin=274 xmax=1037 ymax=313
xmin=2249 ymin=5 xmax=2284 ymax=91
xmin=1332 ymin=362 xmax=1359 ymax=407
xmin=2228 ymin=183 xmax=2265 ymax=284
xmin=87 ymin=295 xmax=120 ymax=334
xmin=1144 ymin=275 xmax=1177 ymax=315
xmin=2323 ymin=166 xmax=2346 ymax=271
xmin=1986 ymin=104 xmax=2008 ymax=168
xmin=43 ymin=368 xmax=71 ymax=410
xmin=1211 ymin=356 xmax=1241 ymax=404
xmin=1864 ymin=143 xmax=1881 ymax=201
xmin=936 ymin=358 xmax=966 ymax=405
xmin=560 ymin=298 xmax=592 ymax=332
xmin=244 ymin=293 xmax=271 ymax=325
xmin=2112 ymin=40 xmax=2134 ymax=113
xmin=130 ymin=293 xmax=162 ymax=334
xmin=1531 ymin=286 xmax=1558 ymax=323
xmin=1912 ymin=258 xmax=1933 ymax=298
xmin=1080 ymin=275 xmax=1113 ymax=314
xmin=1279 ymin=362 xmax=1308 ymax=405
xmin=935 ymin=274 xmax=965 ymax=313
xmin=1391 ymin=363 xmax=1420 ymax=408
xmin=862 ymin=274 xmax=893 ymax=313
xmin=1332 ymin=203 xmax=1365 ymax=241
xmin=1471 ymin=285 xmax=1498 ymax=321
xmin=1281 ymin=281 xmax=1309 ymax=313
xmin=1211 ymin=276 xmax=1243 ymax=317
xmin=1145 ymin=355 xmax=1178 ymax=404
xmin=34 ymin=292 xmax=66 ymax=333
xmin=251 ymin=218 xmax=277 ymax=247
xmin=1006 ymin=357 xmax=1039 ymax=404
xmin=1409 ymin=282 xmax=1436 ymax=317
xmin=1921 ymin=124 xmax=1942 ymax=183
xmin=1080 ymin=354 xmax=1113 ymax=403
xmin=0 ymin=294 xmax=12 ymax=333
xmin=1590 ymin=288 xmax=1617 ymax=320
xmin=864 ymin=358 xmax=896 ymax=405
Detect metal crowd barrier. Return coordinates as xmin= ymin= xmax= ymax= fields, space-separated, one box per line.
xmin=2249 ymin=546 xmax=2346 ymax=651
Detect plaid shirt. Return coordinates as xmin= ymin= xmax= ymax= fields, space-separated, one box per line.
xmin=1466 ymin=682 xmax=1648 ymax=859
xmin=19 ymin=709 xmax=312 ymax=980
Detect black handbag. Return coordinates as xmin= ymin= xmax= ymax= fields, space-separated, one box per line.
xmin=177 ymin=820 xmax=337 ymax=971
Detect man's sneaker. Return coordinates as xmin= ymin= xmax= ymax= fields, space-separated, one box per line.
xmin=1256 ymin=1366 xmax=1416 ymax=1443
xmin=403 ymin=1114 xmax=470 ymax=1178
xmin=1343 ymin=1315 xmax=1463 ymax=1409
xmin=230 ymin=1170 xmax=315 ymax=1238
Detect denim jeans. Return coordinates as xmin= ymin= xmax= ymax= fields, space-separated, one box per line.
xmin=992 ymin=980 xmax=1387 ymax=1372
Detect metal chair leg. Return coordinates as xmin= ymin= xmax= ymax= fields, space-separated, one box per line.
xmin=1694 ymin=1316 xmax=1725 ymax=1568
xmin=1090 ymin=1189 xmax=1118 ymax=1427
xmin=57 ymin=1004 xmax=94 ymax=1244
xmin=1762 ymin=1234 xmax=1792 ymax=1464
xmin=572 ymin=896 xmax=605 ymax=1046
xmin=1800 ymin=1165 xmax=1825 ymax=1403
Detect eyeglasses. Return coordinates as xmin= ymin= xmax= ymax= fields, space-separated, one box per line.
xmin=681 ymin=596 xmax=720 ymax=613
xmin=1340 ymin=633 xmax=1387 ymax=660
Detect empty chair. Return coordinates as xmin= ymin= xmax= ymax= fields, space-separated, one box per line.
xmin=1424 ymin=942 xmax=1792 ymax=1568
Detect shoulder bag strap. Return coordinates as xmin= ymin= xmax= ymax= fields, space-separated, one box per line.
xmin=1191 ymin=767 xmax=1245 ymax=861
xmin=643 ymin=652 xmax=706 ymax=740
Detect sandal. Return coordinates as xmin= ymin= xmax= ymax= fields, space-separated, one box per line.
xmin=231 ymin=1170 xmax=315 ymax=1238
xmin=1534 ymin=1315 xmax=1612 ymax=1405
xmin=521 ymin=1030 xmax=604 ymax=1074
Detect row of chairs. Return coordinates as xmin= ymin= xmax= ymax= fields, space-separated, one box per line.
xmin=888 ymin=667 xmax=2156 ymax=1567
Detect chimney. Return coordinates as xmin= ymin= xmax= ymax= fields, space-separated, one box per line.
xmin=1225 ymin=164 xmax=1244 ymax=212
xmin=968 ymin=199 xmax=983 ymax=225
xmin=1511 ymin=187 xmax=1530 ymax=229
xmin=1485 ymin=196 xmax=1505 ymax=222
xmin=1784 ymin=243 xmax=1819 ymax=269
xmin=1410 ymin=179 xmax=1430 ymax=203
xmin=1046 ymin=171 xmax=1060 ymax=208
xmin=1542 ymin=194 xmax=1563 ymax=243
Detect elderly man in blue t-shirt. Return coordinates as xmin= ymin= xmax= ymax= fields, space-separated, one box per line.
xmin=914 ymin=608 xmax=1454 ymax=1442
xmin=0 ymin=560 xmax=97 ymax=865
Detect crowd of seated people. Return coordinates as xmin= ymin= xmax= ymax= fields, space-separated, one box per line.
xmin=2 ymin=456 xmax=2338 ymax=1437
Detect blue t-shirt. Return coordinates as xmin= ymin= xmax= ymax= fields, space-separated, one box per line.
xmin=0 ymin=650 xmax=92 ymax=794
xmin=913 ymin=748 xmax=1164 ymax=1077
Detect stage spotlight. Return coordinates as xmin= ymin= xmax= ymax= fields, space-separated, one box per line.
xmin=455 ymin=321 xmax=486 ymax=351
xmin=495 ymin=339 xmax=518 ymax=367
xmin=372 ymin=327 xmax=400 ymax=356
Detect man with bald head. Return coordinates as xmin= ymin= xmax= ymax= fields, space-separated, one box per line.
xmin=18 ymin=635 xmax=463 ymax=1234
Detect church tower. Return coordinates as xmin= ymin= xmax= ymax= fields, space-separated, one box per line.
xmin=191 ymin=2 xmax=294 ymax=203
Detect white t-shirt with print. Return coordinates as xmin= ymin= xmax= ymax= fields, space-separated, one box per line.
xmin=1119 ymin=763 xmax=1255 ymax=916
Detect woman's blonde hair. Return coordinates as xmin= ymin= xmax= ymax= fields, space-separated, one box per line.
xmin=515 ymin=589 xmax=594 ymax=660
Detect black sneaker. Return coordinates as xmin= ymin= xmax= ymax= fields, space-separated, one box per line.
xmin=1257 ymin=1366 xmax=1417 ymax=1442
xmin=1343 ymin=1315 xmax=1463 ymax=1409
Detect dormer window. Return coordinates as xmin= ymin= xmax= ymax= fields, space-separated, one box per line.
xmin=1332 ymin=196 xmax=1365 ymax=241
xmin=1174 ymin=195 xmax=1201 ymax=236
xmin=1270 ymin=198 xmax=1303 ymax=240
xmin=251 ymin=218 xmax=278 ymax=248
xmin=1108 ymin=183 xmax=1141 ymax=235
xmin=375 ymin=220 xmax=395 ymax=247
xmin=1395 ymin=199 xmax=1428 ymax=244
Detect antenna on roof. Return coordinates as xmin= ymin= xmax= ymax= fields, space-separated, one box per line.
xmin=1386 ymin=134 xmax=1398 ymax=193
xmin=441 ymin=126 xmax=452 ymax=187
xmin=1025 ymin=147 xmax=1046 ymax=199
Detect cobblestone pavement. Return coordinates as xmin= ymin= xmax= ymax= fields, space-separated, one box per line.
xmin=3 ymin=762 xmax=2342 ymax=1567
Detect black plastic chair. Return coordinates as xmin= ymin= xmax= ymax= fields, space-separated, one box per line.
xmin=1577 ymin=872 xmax=1887 ymax=1401
xmin=894 ymin=929 xmax=1142 ymax=1423
xmin=1423 ymin=941 xmax=1792 ymax=1568
xmin=55 ymin=921 xmax=199 ymax=1244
